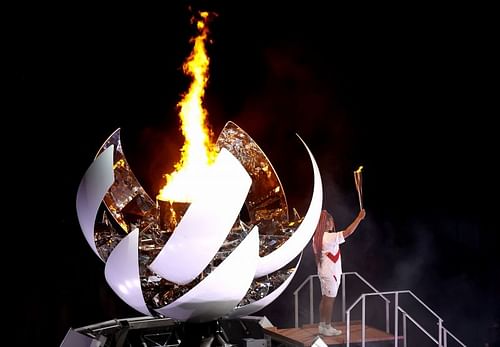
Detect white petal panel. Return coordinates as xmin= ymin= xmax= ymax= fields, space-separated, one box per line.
xmin=254 ymin=136 xmax=322 ymax=278
xmin=229 ymin=254 xmax=303 ymax=318
xmin=154 ymin=226 xmax=260 ymax=322
xmin=76 ymin=146 xmax=114 ymax=261
xmin=149 ymin=148 xmax=252 ymax=285
xmin=104 ymin=228 xmax=150 ymax=316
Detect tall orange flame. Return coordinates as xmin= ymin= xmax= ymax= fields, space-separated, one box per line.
xmin=158 ymin=12 xmax=217 ymax=202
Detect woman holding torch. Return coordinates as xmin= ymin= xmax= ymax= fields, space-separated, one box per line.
xmin=313 ymin=166 xmax=366 ymax=336
xmin=313 ymin=208 xmax=366 ymax=336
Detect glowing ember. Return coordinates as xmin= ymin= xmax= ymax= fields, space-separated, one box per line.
xmin=158 ymin=12 xmax=217 ymax=203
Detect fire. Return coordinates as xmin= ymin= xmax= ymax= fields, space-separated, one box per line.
xmin=355 ymin=166 xmax=363 ymax=174
xmin=158 ymin=12 xmax=217 ymax=203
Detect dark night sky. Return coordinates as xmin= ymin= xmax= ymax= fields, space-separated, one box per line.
xmin=11 ymin=2 xmax=498 ymax=346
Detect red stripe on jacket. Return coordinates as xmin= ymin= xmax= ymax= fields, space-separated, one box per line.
xmin=326 ymin=249 xmax=341 ymax=263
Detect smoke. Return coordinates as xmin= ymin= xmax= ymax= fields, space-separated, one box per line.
xmin=388 ymin=221 xmax=437 ymax=291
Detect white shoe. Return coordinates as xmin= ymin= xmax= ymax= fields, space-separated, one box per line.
xmin=318 ymin=324 xmax=342 ymax=336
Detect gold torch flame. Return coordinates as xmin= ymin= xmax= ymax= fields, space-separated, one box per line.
xmin=157 ymin=12 xmax=217 ymax=203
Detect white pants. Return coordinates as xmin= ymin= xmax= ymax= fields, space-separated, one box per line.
xmin=319 ymin=271 xmax=341 ymax=297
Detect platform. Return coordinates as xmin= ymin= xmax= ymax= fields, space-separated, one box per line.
xmin=263 ymin=320 xmax=403 ymax=346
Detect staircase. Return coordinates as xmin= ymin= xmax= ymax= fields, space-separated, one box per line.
xmin=284 ymin=272 xmax=467 ymax=346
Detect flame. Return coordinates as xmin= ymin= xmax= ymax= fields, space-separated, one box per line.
xmin=158 ymin=12 xmax=217 ymax=203
xmin=355 ymin=166 xmax=363 ymax=174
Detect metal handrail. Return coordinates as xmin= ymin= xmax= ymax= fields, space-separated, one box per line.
xmin=405 ymin=290 xmax=443 ymax=321
xmin=342 ymin=272 xmax=390 ymax=303
xmin=399 ymin=307 xmax=438 ymax=344
xmin=342 ymin=272 xmax=390 ymax=332
xmin=346 ymin=290 xmax=467 ymax=347
xmin=443 ymin=327 xmax=467 ymax=347
xmin=292 ymin=274 xmax=317 ymax=296
xmin=292 ymin=272 xmax=390 ymax=330
xmin=293 ymin=274 xmax=318 ymax=328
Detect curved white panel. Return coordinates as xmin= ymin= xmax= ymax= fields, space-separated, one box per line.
xmin=254 ymin=136 xmax=322 ymax=278
xmin=76 ymin=146 xmax=115 ymax=261
xmin=154 ymin=226 xmax=260 ymax=322
xmin=149 ymin=148 xmax=252 ymax=285
xmin=229 ymin=254 xmax=303 ymax=318
xmin=104 ymin=228 xmax=150 ymax=316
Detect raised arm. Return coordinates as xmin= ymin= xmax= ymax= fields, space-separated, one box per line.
xmin=342 ymin=209 xmax=366 ymax=239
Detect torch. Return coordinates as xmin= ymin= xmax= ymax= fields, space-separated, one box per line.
xmin=354 ymin=166 xmax=363 ymax=210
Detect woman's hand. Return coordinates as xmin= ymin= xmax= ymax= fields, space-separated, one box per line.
xmin=358 ymin=209 xmax=366 ymax=220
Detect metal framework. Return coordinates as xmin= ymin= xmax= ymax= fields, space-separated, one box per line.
xmin=292 ymin=272 xmax=467 ymax=346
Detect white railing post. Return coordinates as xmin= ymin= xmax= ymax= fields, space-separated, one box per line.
xmin=403 ymin=312 xmax=407 ymax=347
xmin=438 ymin=318 xmax=443 ymax=347
xmin=346 ymin=311 xmax=351 ymax=347
xmin=309 ymin=277 xmax=314 ymax=325
xmin=394 ymin=292 xmax=399 ymax=347
xmin=386 ymin=300 xmax=390 ymax=333
xmin=362 ymin=295 xmax=366 ymax=347
xmin=342 ymin=272 xmax=346 ymax=322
